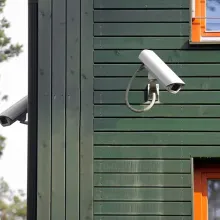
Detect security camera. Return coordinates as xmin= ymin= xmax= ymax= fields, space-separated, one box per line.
xmin=139 ymin=49 xmax=185 ymax=94
xmin=125 ymin=49 xmax=186 ymax=113
xmin=0 ymin=96 xmax=28 ymax=127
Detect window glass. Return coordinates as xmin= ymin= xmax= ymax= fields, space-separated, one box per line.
xmin=206 ymin=0 xmax=220 ymax=31
xmin=208 ymin=179 xmax=220 ymax=220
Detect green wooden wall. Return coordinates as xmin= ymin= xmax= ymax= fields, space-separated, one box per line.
xmin=37 ymin=0 xmax=81 ymax=219
xmin=93 ymin=0 xmax=220 ymax=220
xmin=37 ymin=0 xmax=220 ymax=220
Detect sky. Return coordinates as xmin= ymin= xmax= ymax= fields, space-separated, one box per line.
xmin=0 ymin=0 xmax=28 ymax=192
xmin=206 ymin=0 xmax=220 ymax=31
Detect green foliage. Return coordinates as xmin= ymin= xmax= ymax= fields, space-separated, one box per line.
xmin=0 ymin=0 xmax=23 ymax=156
xmin=0 ymin=2 xmax=26 ymax=219
xmin=0 ymin=135 xmax=5 ymax=157
xmin=0 ymin=177 xmax=27 ymax=219
xmin=0 ymin=0 xmax=22 ymax=62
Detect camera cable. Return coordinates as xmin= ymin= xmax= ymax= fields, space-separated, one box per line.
xmin=125 ymin=64 xmax=156 ymax=113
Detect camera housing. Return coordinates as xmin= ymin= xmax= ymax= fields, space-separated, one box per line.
xmin=139 ymin=49 xmax=185 ymax=94
xmin=0 ymin=96 xmax=28 ymax=127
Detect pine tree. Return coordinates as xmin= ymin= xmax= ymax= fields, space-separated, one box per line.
xmin=0 ymin=0 xmax=23 ymax=155
xmin=0 ymin=1 xmax=26 ymax=219
xmin=0 ymin=0 xmax=22 ymax=62
xmin=0 ymin=177 xmax=26 ymax=220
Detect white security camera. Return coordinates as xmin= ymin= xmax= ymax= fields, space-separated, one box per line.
xmin=138 ymin=50 xmax=185 ymax=94
xmin=125 ymin=49 xmax=186 ymax=113
xmin=0 ymin=96 xmax=28 ymax=127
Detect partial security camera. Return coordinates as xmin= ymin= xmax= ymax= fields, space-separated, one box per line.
xmin=0 ymin=96 xmax=28 ymax=127
xmin=139 ymin=49 xmax=185 ymax=94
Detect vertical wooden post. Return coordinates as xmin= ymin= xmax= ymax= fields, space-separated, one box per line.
xmin=80 ymin=0 xmax=94 ymax=218
xmin=37 ymin=0 xmax=52 ymax=219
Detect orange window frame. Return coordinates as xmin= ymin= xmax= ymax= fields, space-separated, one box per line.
xmin=194 ymin=166 xmax=220 ymax=220
xmin=191 ymin=0 xmax=220 ymax=43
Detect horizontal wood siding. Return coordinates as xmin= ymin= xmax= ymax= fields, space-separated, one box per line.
xmin=93 ymin=0 xmax=220 ymax=220
xmin=94 ymin=0 xmax=189 ymax=9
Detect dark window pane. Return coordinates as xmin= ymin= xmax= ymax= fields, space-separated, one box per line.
xmin=208 ymin=179 xmax=220 ymax=220
xmin=206 ymin=0 xmax=220 ymax=31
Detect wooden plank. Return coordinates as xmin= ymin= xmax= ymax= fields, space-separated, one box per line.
xmin=80 ymin=0 xmax=93 ymax=218
xmin=94 ymin=91 xmax=220 ymax=104
xmin=94 ymin=187 xmax=191 ymax=201
xmin=94 ymin=64 xmax=220 ymax=77
xmin=94 ymin=37 xmax=220 ymax=50
xmin=94 ymin=174 xmax=190 ymax=187
xmin=94 ymin=50 xmax=220 ymax=63
xmin=37 ymin=0 xmax=51 ymax=220
xmin=94 ymin=217 xmax=191 ymax=220
xmin=94 ymin=10 xmax=189 ymax=22
xmin=94 ymin=77 xmax=220 ymax=91
xmin=94 ymin=105 xmax=220 ymax=118
xmin=51 ymin=0 xmax=66 ymax=219
xmin=66 ymin=0 xmax=80 ymax=218
xmin=94 ymin=132 xmax=220 ymax=145
xmin=94 ymin=118 xmax=220 ymax=131
xmin=94 ymin=201 xmax=191 ymax=215
xmin=94 ymin=160 xmax=190 ymax=173
xmin=94 ymin=146 xmax=220 ymax=159
xmin=94 ymin=23 xmax=189 ymax=36
xmin=94 ymin=37 xmax=189 ymax=49
xmin=94 ymin=0 xmax=189 ymax=9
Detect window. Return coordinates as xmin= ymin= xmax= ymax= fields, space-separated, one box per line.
xmin=194 ymin=165 xmax=220 ymax=220
xmin=191 ymin=0 xmax=220 ymax=43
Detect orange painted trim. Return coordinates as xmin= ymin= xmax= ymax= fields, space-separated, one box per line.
xmin=191 ymin=0 xmax=220 ymax=42
xmin=191 ymin=0 xmax=201 ymax=42
xmin=194 ymin=166 xmax=220 ymax=220
xmin=194 ymin=168 xmax=202 ymax=220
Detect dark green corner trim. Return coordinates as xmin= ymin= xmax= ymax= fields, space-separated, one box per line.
xmin=65 ymin=0 xmax=81 ymax=218
xmin=27 ymin=0 xmax=38 ymax=219
xmin=80 ymin=0 xmax=94 ymax=219
xmin=37 ymin=0 xmax=52 ymax=219
xmin=51 ymin=0 xmax=66 ymax=219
